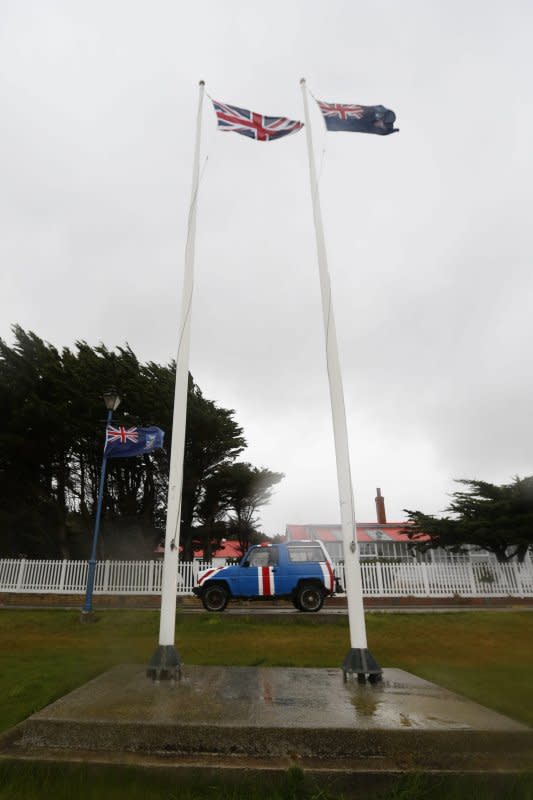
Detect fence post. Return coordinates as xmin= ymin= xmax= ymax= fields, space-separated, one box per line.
xmin=510 ymin=563 xmax=521 ymax=598
xmin=519 ymin=560 xmax=533 ymax=597
xmin=59 ymin=560 xmax=67 ymax=593
xmin=376 ymin=561 xmax=383 ymax=596
xmin=103 ymin=561 xmax=110 ymax=593
xmin=15 ymin=559 xmax=27 ymax=592
xmin=421 ymin=562 xmax=430 ymax=597
xmin=467 ymin=563 xmax=477 ymax=596
xmin=148 ymin=560 xmax=155 ymax=593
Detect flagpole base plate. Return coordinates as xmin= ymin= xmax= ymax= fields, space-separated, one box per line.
xmin=146 ymin=645 xmax=182 ymax=682
xmin=341 ymin=648 xmax=382 ymax=684
xmin=79 ymin=610 xmax=99 ymax=624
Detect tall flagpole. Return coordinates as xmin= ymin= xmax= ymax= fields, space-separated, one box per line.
xmin=300 ymin=78 xmax=381 ymax=682
xmin=147 ymin=80 xmax=205 ymax=681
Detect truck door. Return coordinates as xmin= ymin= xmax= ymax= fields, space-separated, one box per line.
xmin=284 ymin=544 xmax=333 ymax=592
xmin=237 ymin=546 xmax=278 ymax=597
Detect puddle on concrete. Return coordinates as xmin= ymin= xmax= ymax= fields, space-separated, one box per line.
xmin=350 ymin=689 xmax=382 ymax=718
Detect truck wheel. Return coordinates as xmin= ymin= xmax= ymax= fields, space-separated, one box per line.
xmin=297 ymin=583 xmax=323 ymax=612
xmin=202 ymin=584 xmax=229 ymax=612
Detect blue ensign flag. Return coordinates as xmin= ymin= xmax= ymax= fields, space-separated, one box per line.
xmin=317 ymin=99 xmax=398 ymax=135
xmin=105 ymin=425 xmax=164 ymax=458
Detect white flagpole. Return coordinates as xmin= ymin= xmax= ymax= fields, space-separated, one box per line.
xmin=147 ymin=80 xmax=205 ymax=681
xmin=299 ymin=78 xmax=381 ymax=682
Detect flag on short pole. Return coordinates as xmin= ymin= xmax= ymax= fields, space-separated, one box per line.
xmin=212 ymin=99 xmax=304 ymax=141
xmin=317 ymin=99 xmax=398 ymax=135
xmin=105 ymin=425 xmax=164 ymax=458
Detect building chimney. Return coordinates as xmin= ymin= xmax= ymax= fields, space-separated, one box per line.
xmin=375 ymin=488 xmax=387 ymax=524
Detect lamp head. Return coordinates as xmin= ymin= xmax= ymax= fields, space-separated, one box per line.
xmin=103 ymin=388 xmax=121 ymax=412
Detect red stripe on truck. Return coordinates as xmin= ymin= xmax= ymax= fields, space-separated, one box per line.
xmin=261 ymin=566 xmax=271 ymax=595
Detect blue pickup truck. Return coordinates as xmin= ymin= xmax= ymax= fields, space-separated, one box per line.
xmin=193 ymin=540 xmax=337 ymax=612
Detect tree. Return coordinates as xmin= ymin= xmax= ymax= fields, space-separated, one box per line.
xmin=224 ymin=463 xmax=284 ymax=555
xmin=0 ymin=326 xmax=282 ymax=560
xmin=180 ymin=378 xmax=246 ymax=560
xmin=404 ymin=477 xmax=533 ymax=563
xmin=194 ymin=465 xmax=236 ymax=560
xmin=0 ymin=327 xmax=74 ymax=557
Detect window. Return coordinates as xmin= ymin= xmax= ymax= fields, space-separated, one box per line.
xmin=287 ymin=546 xmax=325 ymax=563
xmin=247 ymin=547 xmax=278 ymax=567
xmin=324 ymin=541 xmax=343 ymax=561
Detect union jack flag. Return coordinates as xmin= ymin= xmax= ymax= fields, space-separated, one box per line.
xmin=212 ymin=100 xmax=303 ymax=142
xmin=317 ymin=100 xmax=365 ymax=121
xmin=105 ymin=426 xmax=139 ymax=446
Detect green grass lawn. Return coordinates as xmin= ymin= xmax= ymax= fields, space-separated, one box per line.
xmin=0 ymin=609 xmax=532 ymax=800
xmin=0 ymin=609 xmax=532 ymax=732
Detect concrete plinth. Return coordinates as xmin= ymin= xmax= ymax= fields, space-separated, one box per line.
xmin=1 ymin=665 xmax=532 ymax=776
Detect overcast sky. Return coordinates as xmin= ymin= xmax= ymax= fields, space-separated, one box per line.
xmin=1 ymin=0 xmax=532 ymax=535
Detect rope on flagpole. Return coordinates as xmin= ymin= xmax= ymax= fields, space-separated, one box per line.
xmin=304 ymin=85 xmax=329 ymax=188
xmin=169 ymin=154 xmax=209 ymax=552
xmin=174 ymin=154 xmax=209 ymax=371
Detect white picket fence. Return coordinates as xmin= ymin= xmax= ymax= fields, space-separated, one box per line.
xmin=1 ymin=558 xmax=533 ymax=598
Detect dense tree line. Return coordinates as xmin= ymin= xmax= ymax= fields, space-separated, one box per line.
xmin=0 ymin=326 xmax=282 ymax=560
xmin=405 ymin=477 xmax=533 ymax=563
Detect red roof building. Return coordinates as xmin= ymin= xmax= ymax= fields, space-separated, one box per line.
xmin=207 ymin=539 xmax=244 ymax=561
xmin=286 ymin=489 xmax=427 ymax=561
xmin=154 ymin=538 xmax=244 ymax=562
xmin=285 ymin=522 xmax=419 ymax=560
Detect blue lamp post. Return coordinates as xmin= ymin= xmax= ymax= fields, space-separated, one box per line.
xmin=80 ymin=388 xmax=121 ymax=622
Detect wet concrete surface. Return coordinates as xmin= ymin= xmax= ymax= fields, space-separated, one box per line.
xmin=1 ymin=665 xmax=532 ymax=772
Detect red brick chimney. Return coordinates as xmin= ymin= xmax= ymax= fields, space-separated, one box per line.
xmin=375 ymin=487 xmax=387 ymax=524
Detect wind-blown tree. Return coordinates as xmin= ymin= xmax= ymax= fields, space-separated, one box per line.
xmin=192 ymin=461 xmax=283 ymax=559
xmin=224 ymin=463 xmax=284 ymax=555
xmin=0 ymin=326 xmax=282 ymax=560
xmin=0 ymin=329 xmax=168 ymax=558
xmin=0 ymin=327 xmax=75 ymax=557
xmin=59 ymin=340 xmax=173 ymax=558
xmin=405 ymin=477 xmax=533 ymax=563
xmin=194 ymin=465 xmax=236 ymax=560
xmin=179 ymin=379 xmax=246 ymax=560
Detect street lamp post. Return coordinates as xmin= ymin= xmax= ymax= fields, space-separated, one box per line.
xmin=80 ymin=388 xmax=121 ymax=622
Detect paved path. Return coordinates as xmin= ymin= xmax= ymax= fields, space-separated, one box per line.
xmin=2 ymin=603 xmax=532 ymax=614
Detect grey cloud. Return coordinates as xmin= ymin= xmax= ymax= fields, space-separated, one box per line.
xmin=1 ymin=0 xmax=532 ymax=533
